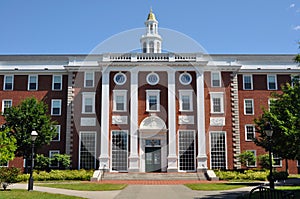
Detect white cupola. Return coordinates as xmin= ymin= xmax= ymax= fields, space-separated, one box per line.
xmin=140 ymin=9 xmax=162 ymax=53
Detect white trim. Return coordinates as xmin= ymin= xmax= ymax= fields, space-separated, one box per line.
xmin=273 ymin=154 xmax=282 ymax=167
xmin=84 ymin=71 xmax=95 ymax=88
xmin=52 ymin=125 xmax=61 ymax=141
xmin=211 ymin=71 xmax=221 ymax=87
xmin=114 ymin=72 xmax=127 ymax=85
xmin=146 ymin=90 xmax=160 ymax=112
xmin=113 ymin=90 xmax=127 ymax=112
xmin=146 ymin=72 xmax=159 ymax=85
xmin=244 ymin=99 xmax=254 ymax=115
xmin=49 ymin=150 xmax=60 ymax=168
xmin=245 ymin=124 xmax=255 ymax=141
xmin=246 ymin=150 xmax=256 ymax=167
xmin=28 ymin=75 xmax=38 ymax=90
xmin=209 ymin=131 xmax=227 ymax=169
xmin=179 ymin=72 xmax=192 ymax=85
xmin=78 ymin=131 xmax=97 ymax=169
xmin=178 ymin=90 xmax=193 ymax=112
xmin=52 ymin=75 xmax=62 ymax=90
xmin=1 ymin=99 xmax=12 ymax=113
xmin=210 ymin=92 xmax=224 ymax=114
xmin=243 ymin=74 xmax=253 ymax=90
xmin=81 ymin=92 xmax=96 ymax=114
xmin=51 ymin=99 xmax=62 ymax=116
xmin=267 ymin=74 xmax=277 ymax=90
xmin=4 ymin=75 xmax=14 ymax=90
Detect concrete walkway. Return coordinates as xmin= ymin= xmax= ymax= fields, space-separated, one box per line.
xmin=10 ymin=183 xmax=254 ymax=199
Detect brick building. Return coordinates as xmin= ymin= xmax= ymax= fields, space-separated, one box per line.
xmin=0 ymin=10 xmax=299 ymax=174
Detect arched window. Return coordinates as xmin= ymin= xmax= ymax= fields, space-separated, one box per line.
xmin=143 ymin=42 xmax=147 ymax=53
xmin=149 ymin=41 xmax=154 ymax=53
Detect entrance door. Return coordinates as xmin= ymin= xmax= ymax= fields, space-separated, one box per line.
xmin=145 ymin=147 xmax=161 ymax=172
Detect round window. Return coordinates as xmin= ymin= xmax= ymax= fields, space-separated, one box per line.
xmin=179 ymin=73 xmax=192 ymax=85
xmin=114 ymin=73 xmax=127 ymax=85
xmin=147 ymin=73 xmax=159 ymax=85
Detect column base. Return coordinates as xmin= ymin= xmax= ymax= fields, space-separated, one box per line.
xmin=99 ymin=155 xmax=110 ymax=171
xmin=128 ymin=155 xmax=140 ymax=172
xmin=167 ymin=155 xmax=178 ymax=172
xmin=197 ymin=155 xmax=208 ymax=171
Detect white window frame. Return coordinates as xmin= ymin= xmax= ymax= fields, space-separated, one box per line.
xmin=84 ymin=72 xmax=94 ymax=88
xmin=209 ymin=131 xmax=227 ymax=170
xmin=49 ymin=150 xmax=60 ymax=168
xmin=146 ymin=90 xmax=160 ymax=112
xmin=110 ymin=130 xmax=128 ymax=172
xmin=0 ymin=161 xmax=8 ymax=167
xmin=210 ymin=92 xmax=224 ymax=114
xmin=2 ymin=99 xmax=12 ymax=114
xmin=246 ymin=150 xmax=256 ymax=167
xmin=82 ymin=92 xmax=95 ymax=114
xmin=28 ymin=75 xmax=38 ymax=91
xmin=51 ymin=99 xmax=62 ymax=116
xmin=178 ymin=130 xmax=196 ymax=172
xmin=245 ymin=124 xmax=255 ymax=141
xmin=113 ymin=90 xmax=127 ymax=112
xmin=273 ymin=154 xmax=282 ymax=167
xmin=179 ymin=90 xmax=193 ymax=112
xmin=243 ymin=74 xmax=253 ymax=90
xmin=4 ymin=75 xmax=14 ymax=91
xmin=211 ymin=71 xmax=221 ymax=87
xmin=244 ymin=99 xmax=254 ymax=115
xmin=52 ymin=125 xmax=61 ymax=141
xmin=79 ymin=131 xmax=97 ymax=169
xmin=52 ymin=75 xmax=62 ymax=91
xmin=267 ymin=74 xmax=277 ymax=90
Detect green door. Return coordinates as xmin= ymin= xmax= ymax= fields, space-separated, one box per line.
xmin=145 ymin=147 xmax=161 ymax=172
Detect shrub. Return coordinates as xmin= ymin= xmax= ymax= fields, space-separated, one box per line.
xmin=238 ymin=151 xmax=256 ymax=167
xmin=35 ymin=154 xmax=50 ymax=171
xmin=215 ymin=170 xmax=268 ymax=181
xmin=269 ymin=171 xmax=289 ymax=181
xmin=0 ymin=167 xmax=20 ymax=190
xmin=258 ymin=154 xmax=274 ymax=169
xmin=51 ymin=154 xmax=70 ymax=169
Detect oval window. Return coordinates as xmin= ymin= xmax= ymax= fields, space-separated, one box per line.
xmin=147 ymin=72 xmax=159 ymax=85
xmin=179 ymin=73 xmax=192 ymax=85
xmin=114 ymin=73 xmax=127 ymax=85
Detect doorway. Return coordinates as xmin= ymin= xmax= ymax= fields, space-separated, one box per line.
xmin=145 ymin=147 xmax=161 ymax=172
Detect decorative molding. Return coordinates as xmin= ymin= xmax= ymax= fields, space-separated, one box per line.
xmin=80 ymin=117 xmax=96 ymax=126
xmin=178 ymin=115 xmax=194 ymax=124
xmin=112 ymin=115 xmax=128 ymax=124
xmin=210 ymin=117 xmax=225 ymax=126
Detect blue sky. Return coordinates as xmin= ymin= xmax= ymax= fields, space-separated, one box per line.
xmin=0 ymin=0 xmax=299 ymax=54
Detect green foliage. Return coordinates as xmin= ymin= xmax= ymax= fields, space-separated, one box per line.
xmin=0 ymin=167 xmax=20 ymax=190
xmin=0 ymin=127 xmax=16 ymax=165
xmin=17 ymin=169 xmax=94 ymax=182
xmin=52 ymin=154 xmax=71 ymax=169
xmin=238 ymin=151 xmax=256 ymax=167
xmin=2 ymin=97 xmax=57 ymax=158
xmin=35 ymin=154 xmax=51 ymax=171
xmin=214 ymin=170 xmax=268 ymax=181
xmin=272 ymin=171 xmax=289 ymax=181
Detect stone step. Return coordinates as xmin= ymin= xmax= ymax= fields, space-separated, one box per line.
xmin=102 ymin=172 xmax=207 ymax=181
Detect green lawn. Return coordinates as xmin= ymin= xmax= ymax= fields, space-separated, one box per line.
xmin=0 ymin=189 xmax=84 ymax=199
xmin=37 ymin=182 xmax=127 ymax=191
xmin=185 ymin=183 xmax=246 ymax=191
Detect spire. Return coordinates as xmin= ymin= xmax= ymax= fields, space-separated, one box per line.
xmin=147 ymin=8 xmax=157 ymax=21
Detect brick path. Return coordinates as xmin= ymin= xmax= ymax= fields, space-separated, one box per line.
xmin=89 ymin=180 xmax=227 ymax=185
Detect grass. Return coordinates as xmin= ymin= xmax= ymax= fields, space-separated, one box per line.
xmin=0 ymin=189 xmax=84 ymax=199
xmin=185 ymin=183 xmax=246 ymax=191
xmin=36 ymin=182 xmax=127 ymax=191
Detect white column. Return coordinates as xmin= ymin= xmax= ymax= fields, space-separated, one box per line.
xmin=99 ymin=70 xmax=110 ymax=170
xmin=167 ymin=70 xmax=178 ymax=172
xmin=196 ymin=70 xmax=208 ymax=171
xmin=129 ymin=70 xmax=139 ymax=172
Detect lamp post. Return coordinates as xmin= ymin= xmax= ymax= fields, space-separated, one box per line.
xmin=28 ymin=130 xmax=38 ymax=191
xmin=264 ymin=122 xmax=274 ymax=189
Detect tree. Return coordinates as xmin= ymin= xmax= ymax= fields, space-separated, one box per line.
xmin=2 ymin=97 xmax=57 ymax=170
xmin=254 ymin=82 xmax=300 ymax=173
xmin=238 ymin=151 xmax=256 ymax=168
xmin=0 ymin=127 xmax=17 ymax=165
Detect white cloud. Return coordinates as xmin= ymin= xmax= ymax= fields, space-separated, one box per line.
xmin=290 ymin=3 xmax=296 ymax=8
xmin=293 ymin=25 xmax=300 ymax=31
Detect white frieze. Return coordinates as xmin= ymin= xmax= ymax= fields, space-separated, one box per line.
xmin=178 ymin=115 xmax=194 ymax=124
xmin=112 ymin=115 xmax=128 ymax=124
xmin=210 ymin=117 xmax=225 ymax=126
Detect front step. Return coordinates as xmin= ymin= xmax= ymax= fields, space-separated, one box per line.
xmin=100 ymin=172 xmax=207 ymax=181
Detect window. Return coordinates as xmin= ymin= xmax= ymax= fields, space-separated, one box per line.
xmin=114 ymin=72 xmax=126 ymax=85
xmin=0 ymin=161 xmax=8 ymax=167
xmin=51 ymin=99 xmax=62 ymax=116
xmin=291 ymin=75 xmax=300 ymax=87
xmin=179 ymin=90 xmax=193 ymax=111
xmin=244 ymin=99 xmax=254 ymax=115
xmin=52 ymin=125 xmax=61 ymax=141
xmin=178 ymin=130 xmax=195 ymax=171
xmin=49 ymin=150 xmax=60 ymax=168
xmin=85 ymin=72 xmax=94 ymax=87
xmin=52 ymin=75 xmax=62 ymax=90
xmin=82 ymin=92 xmax=95 ymax=114
xmin=179 ymin=73 xmax=192 ymax=85
xmin=146 ymin=90 xmax=160 ymax=112
xmin=268 ymin=98 xmax=276 ymax=111
xmin=243 ymin=75 xmax=253 ymax=90
xmin=297 ymin=160 xmax=300 ymax=167
xmin=147 ymin=72 xmax=159 ymax=85
xmin=28 ymin=75 xmax=38 ymax=90
xmin=4 ymin=75 xmax=13 ymax=90
xmin=210 ymin=132 xmax=227 ymax=169
xmin=273 ymin=154 xmax=282 ymax=167
xmin=149 ymin=41 xmax=154 ymax=53
xmin=245 ymin=125 xmax=255 ymax=141
xmin=2 ymin=99 xmax=12 ymax=114
xmin=246 ymin=150 xmax=256 ymax=167
xmin=211 ymin=72 xmax=221 ymax=87
xmin=210 ymin=92 xmax=224 ymax=114
xmin=267 ymin=74 xmax=277 ymax=90
xmin=113 ymin=90 xmax=127 ymax=111
xmin=79 ymin=132 xmax=96 ymax=169
xmin=111 ymin=130 xmax=128 ymax=171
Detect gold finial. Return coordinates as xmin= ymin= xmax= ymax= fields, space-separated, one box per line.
xmin=147 ymin=7 xmax=156 ymax=21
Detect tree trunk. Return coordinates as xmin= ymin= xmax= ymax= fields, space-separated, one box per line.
xmin=285 ymin=159 xmax=289 ymax=174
